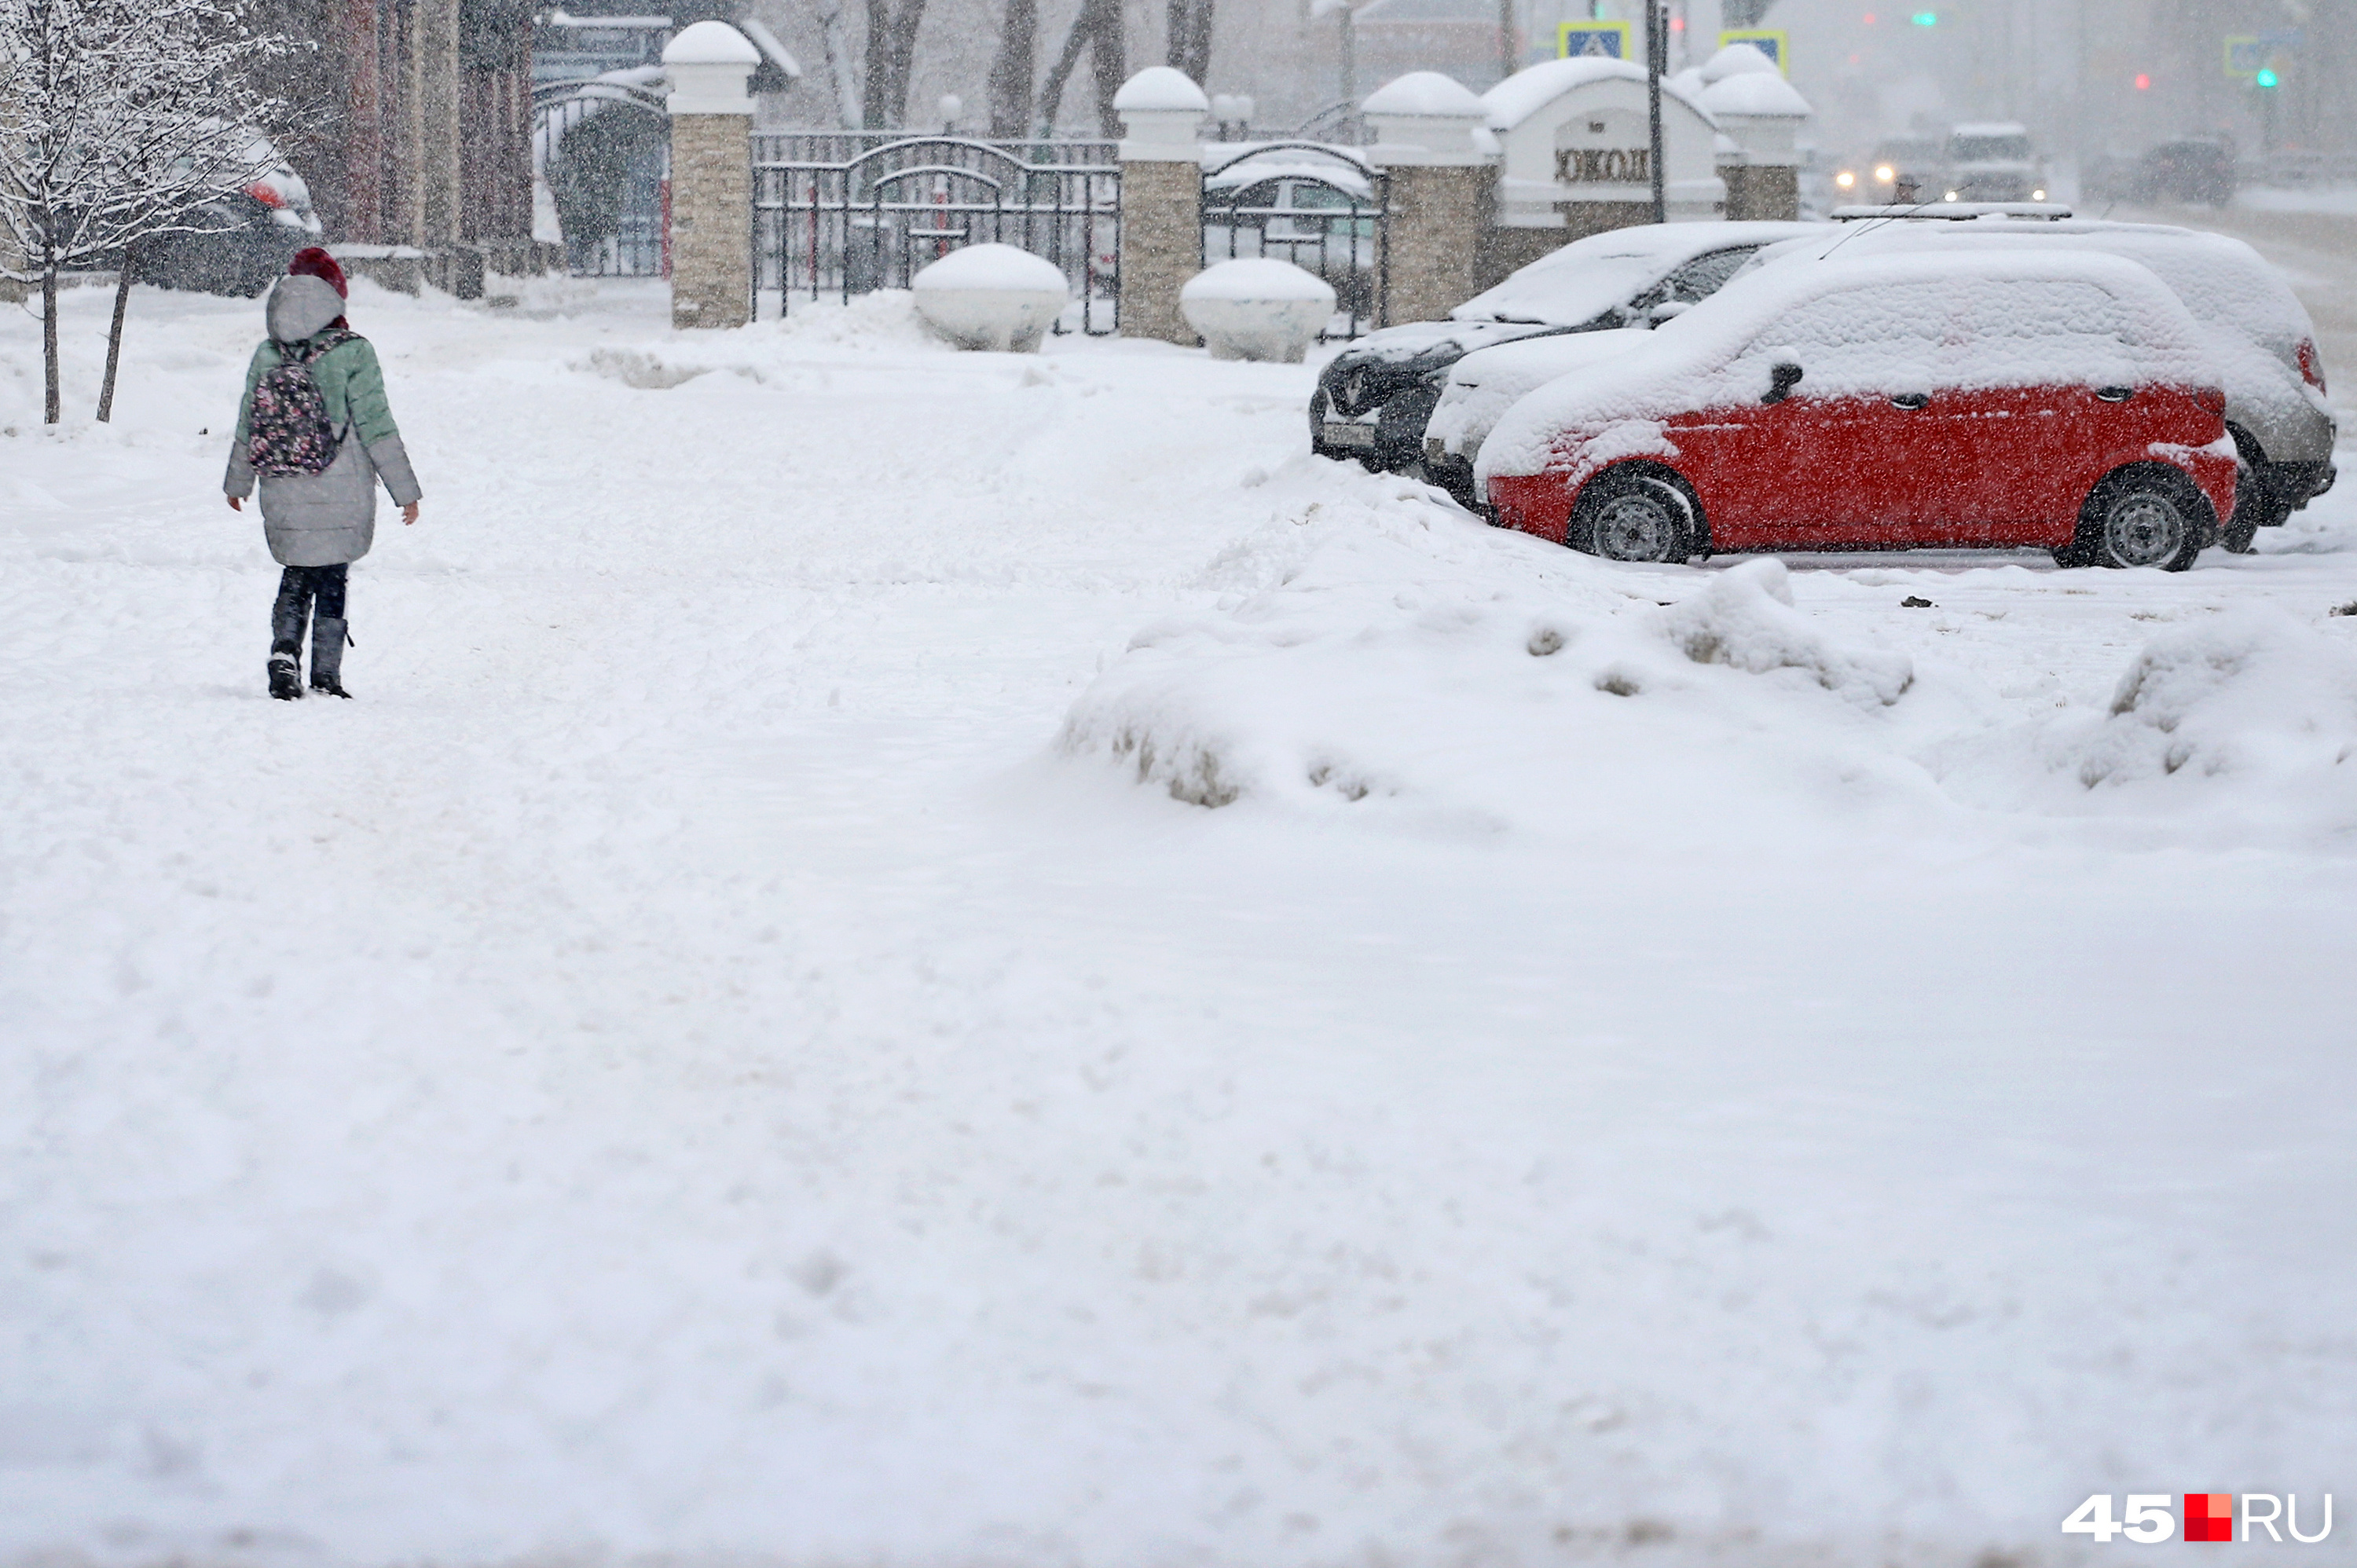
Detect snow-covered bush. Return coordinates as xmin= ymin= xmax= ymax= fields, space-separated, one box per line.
xmin=1664 ymin=559 xmax=1915 ymax=709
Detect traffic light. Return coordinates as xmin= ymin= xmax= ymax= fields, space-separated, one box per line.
xmin=2134 ymin=72 xmax=2150 ymax=90
xmin=1910 ymin=9 xmax=1936 ymax=23
xmin=2255 ymin=66 xmax=2280 ymax=87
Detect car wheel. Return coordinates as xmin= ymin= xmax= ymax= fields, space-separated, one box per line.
xmin=1575 ymin=470 xmax=1693 ymax=564
xmin=2068 ymin=470 xmax=2208 ymax=572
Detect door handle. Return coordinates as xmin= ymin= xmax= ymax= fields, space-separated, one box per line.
xmin=2096 ymin=386 xmax=2135 ymax=402
xmin=1890 ymin=393 xmax=1930 ymax=410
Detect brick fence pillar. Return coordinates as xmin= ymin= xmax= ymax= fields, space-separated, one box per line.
xmin=1361 ymin=72 xmax=1498 ymax=328
xmin=1699 ymin=68 xmax=1811 ymax=224
xmin=662 ymin=20 xmax=758 ymax=330
xmin=1114 ymin=67 xmax=1208 ymax=345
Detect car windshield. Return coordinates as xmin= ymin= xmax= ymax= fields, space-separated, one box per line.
xmin=1285 ymin=183 xmax=1358 ymax=211
xmin=1457 ymin=248 xmax=1692 ymax=327
xmin=1951 ymin=134 xmax=2031 ymax=162
xmin=1873 ymin=138 xmax=1941 ymax=165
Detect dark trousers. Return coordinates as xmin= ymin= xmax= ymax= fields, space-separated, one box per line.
xmin=271 ymin=565 xmax=348 ymax=656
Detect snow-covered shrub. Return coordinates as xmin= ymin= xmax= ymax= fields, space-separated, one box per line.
xmin=2074 ymin=608 xmax=2357 ymax=788
xmin=1058 ymin=474 xmax=1927 ymax=829
xmin=1662 ymin=559 xmax=1915 ymax=708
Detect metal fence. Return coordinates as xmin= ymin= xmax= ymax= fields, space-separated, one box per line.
xmin=534 ymin=76 xmax=671 ymax=278
xmin=1200 ymin=142 xmax=1387 ymax=339
xmin=752 ymin=135 xmax=1122 ymax=331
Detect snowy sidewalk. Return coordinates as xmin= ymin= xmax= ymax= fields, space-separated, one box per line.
xmin=3 ymin=277 xmax=2355 ymax=1568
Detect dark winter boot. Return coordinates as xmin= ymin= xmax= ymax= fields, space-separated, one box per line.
xmin=268 ymin=651 xmax=303 ymax=701
xmin=309 ymin=616 xmax=353 ymax=698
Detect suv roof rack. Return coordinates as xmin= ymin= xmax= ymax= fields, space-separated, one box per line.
xmin=1831 ymin=202 xmax=2075 ymax=222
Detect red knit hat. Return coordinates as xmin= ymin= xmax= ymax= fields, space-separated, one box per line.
xmin=288 ymin=247 xmax=349 ymax=299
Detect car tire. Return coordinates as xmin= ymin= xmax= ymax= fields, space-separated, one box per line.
xmin=1573 ymin=468 xmax=1695 ymax=565
xmin=2063 ymin=467 xmax=2211 ymax=572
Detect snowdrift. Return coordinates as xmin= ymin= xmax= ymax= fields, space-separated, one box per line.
xmin=1061 ymin=478 xmax=2357 ymax=850
xmin=1058 ymin=478 xmax=1937 ymax=837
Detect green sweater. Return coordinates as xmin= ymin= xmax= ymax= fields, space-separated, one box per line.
xmin=232 ymin=334 xmax=404 ymax=450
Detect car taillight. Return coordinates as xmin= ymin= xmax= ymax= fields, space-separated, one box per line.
xmin=244 ymin=181 xmax=288 ymax=210
xmin=2297 ymin=337 xmax=2328 ymax=394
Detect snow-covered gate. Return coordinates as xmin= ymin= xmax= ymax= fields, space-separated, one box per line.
xmin=751 ymin=134 xmax=1122 ymax=332
xmin=533 ymin=75 xmax=672 ymax=278
xmin=1200 ymin=142 xmax=1389 ymax=339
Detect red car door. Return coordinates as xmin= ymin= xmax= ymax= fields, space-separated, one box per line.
xmin=1922 ymin=278 xmax=2160 ymax=547
xmin=1666 ymin=282 xmax=1956 ymax=549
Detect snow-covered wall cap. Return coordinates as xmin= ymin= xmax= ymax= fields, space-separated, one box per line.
xmin=1484 ymin=57 xmax=1712 ymax=132
xmin=664 ymin=20 xmax=761 ymax=64
xmin=1116 ymin=67 xmax=1208 ymax=159
xmin=1113 ymin=66 xmax=1211 ymax=113
xmin=1364 ymin=71 xmax=1497 ymax=165
xmin=1699 ymin=42 xmax=1780 ymax=82
xmin=664 ymin=20 xmax=757 ymax=114
xmin=1362 ymin=71 xmax=1487 ymax=118
xmin=1701 ymin=71 xmax=1811 ymax=119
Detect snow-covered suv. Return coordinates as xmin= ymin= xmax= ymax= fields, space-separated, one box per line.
xmin=1731 ymin=218 xmax=2336 ymax=548
xmin=1310 ymin=221 xmax=1823 ymax=474
xmin=1479 ymin=251 xmax=2238 ymax=571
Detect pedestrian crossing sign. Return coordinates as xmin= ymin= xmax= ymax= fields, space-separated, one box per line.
xmin=1717 ymin=28 xmax=1789 ymax=74
xmin=1557 ymin=20 xmax=1630 ymax=60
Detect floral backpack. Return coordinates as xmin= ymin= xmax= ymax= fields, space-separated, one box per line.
xmin=246 ymin=328 xmax=357 ymax=478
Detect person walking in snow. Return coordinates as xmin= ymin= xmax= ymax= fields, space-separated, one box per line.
xmin=223 ymin=247 xmax=422 ymax=700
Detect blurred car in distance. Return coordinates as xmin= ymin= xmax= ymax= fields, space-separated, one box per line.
xmin=134 ymin=134 xmax=324 ymax=297
xmin=1203 ymin=163 xmax=1380 ymax=322
xmin=1944 ymin=122 xmax=2049 ymax=203
xmin=1850 ymin=134 xmax=1947 ymax=206
xmin=1312 ymin=221 xmax=1824 ymax=475
xmin=1479 ymin=251 xmax=2238 ymax=572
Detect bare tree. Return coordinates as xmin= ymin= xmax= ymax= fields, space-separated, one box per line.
xmin=0 ymin=0 xmax=295 ymax=422
xmin=1164 ymin=0 xmax=1210 ymax=89
xmin=984 ymin=0 xmax=1039 ymax=137
xmin=815 ymin=0 xmax=863 ymax=127
xmin=861 ymin=0 xmax=929 ymax=126
xmin=1036 ymin=0 xmax=1127 ymax=136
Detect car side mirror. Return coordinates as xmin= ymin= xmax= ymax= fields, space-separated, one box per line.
xmin=1762 ymin=362 xmax=1805 ymax=405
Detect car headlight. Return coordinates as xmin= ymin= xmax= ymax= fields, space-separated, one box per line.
xmin=2032 ymin=187 xmax=2047 ymax=200
xmin=1875 ymin=164 xmax=1895 ymax=182
xmin=1835 ymin=170 xmax=1857 ymax=189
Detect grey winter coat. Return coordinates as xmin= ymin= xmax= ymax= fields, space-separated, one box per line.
xmin=222 ymin=275 xmax=423 ymax=568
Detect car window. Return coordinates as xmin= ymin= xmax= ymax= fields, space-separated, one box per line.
xmin=1286 ymin=183 xmax=1356 ymax=211
xmin=1949 ymin=134 xmax=2032 ymax=162
xmin=1944 ymin=277 xmax=2150 ymax=385
xmin=1739 ymin=282 xmax=1951 ymax=396
xmin=1665 ymin=247 xmax=1761 ymax=303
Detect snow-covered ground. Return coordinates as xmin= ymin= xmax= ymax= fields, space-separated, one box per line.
xmin=4 ymin=256 xmax=2355 ymax=1568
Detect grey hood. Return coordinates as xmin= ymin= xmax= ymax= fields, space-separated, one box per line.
xmin=266 ymin=274 xmax=346 ymax=343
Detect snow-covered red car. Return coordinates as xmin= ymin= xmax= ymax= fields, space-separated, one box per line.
xmin=1732 ymin=216 xmax=2336 ymax=550
xmin=1479 ymin=250 xmax=2238 ymax=571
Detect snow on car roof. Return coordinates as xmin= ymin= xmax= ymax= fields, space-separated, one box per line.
xmin=1740 ymin=219 xmax=2318 ymax=360
xmin=1477 ymin=249 xmax=2210 ymax=482
xmin=1483 ymin=57 xmax=1713 ymax=132
xmin=1451 ymin=221 xmax=1824 ymax=325
xmin=1951 ymin=121 xmax=2028 ymax=137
